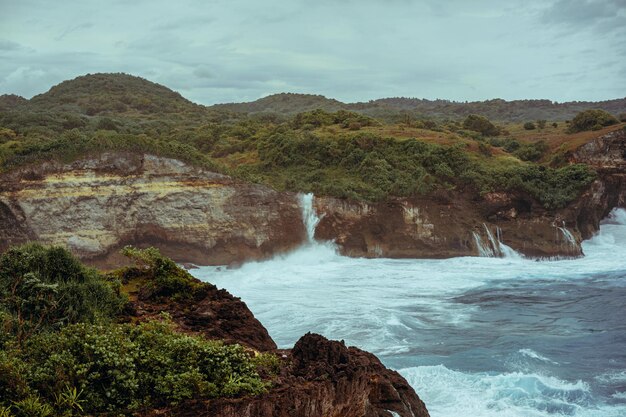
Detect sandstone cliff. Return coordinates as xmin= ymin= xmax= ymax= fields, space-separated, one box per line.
xmin=1 ymin=128 xmax=624 ymax=262
xmin=0 ymin=152 xmax=305 ymax=267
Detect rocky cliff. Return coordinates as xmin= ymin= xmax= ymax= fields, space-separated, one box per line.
xmin=315 ymin=128 xmax=626 ymax=259
xmin=0 ymin=152 xmax=305 ymax=267
xmin=1 ymin=128 xmax=624 ymax=263
xmin=123 ymin=270 xmax=429 ymax=417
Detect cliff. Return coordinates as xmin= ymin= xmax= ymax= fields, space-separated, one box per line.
xmin=0 ymin=152 xmax=305 ymax=267
xmin=314 ymin=128 xmax=626 ymax=259
xmin=123 ymin=270 xmax=429 ymax=417
xmin=1 ymin=128 xmax=624 ymax=262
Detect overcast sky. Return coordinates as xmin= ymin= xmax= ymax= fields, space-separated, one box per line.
xmin=0 ymin=0 xmax=625 ymax=105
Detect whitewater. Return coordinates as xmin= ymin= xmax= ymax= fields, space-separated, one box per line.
xmin=192 ymin=195 xmax=626 ymax=417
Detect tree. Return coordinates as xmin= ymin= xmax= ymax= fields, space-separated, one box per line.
xmin=462 ymin=114 xmax=499 ymax=136
xmin=567 ymin=109 xmax=618 ymax=133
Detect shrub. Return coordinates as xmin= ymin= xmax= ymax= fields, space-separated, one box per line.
xmin=567 ymin=109 xmax=618 ymax=133
xmin=119 ymin=246 xmax=208 ymax=300
xmin=15 ymin=319 xmax=266 ymax=414
xmin=0 ymin=244 xmax=126 ymax=343
xmin=462 ymin=114 xmax=499 ymax=136
xmin=523 ymin=122 xmax=536 ymax=130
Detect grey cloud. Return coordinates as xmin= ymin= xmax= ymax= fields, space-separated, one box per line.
xmin=0 ymin=0 xmax=624 ymax=103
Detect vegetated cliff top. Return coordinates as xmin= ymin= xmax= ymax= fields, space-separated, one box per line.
xmin=0 ymin=94 xmax=28 ymax=111
xmin=24 ymin=73 xmax=205 ymax=116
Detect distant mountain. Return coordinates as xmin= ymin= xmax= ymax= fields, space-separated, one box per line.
xmin=24 ymin=73 xmax=204 ymax=116
xmin=2 ymin=73 xmax=625 ymax=122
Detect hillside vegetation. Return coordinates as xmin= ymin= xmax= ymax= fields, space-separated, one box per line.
xmin=0 ymin=244 xmax=273 ymax=416
xmin=1 ymin=73 xmax=624 ymax=209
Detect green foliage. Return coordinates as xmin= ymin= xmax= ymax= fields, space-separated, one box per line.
xmin=0 ymin=244 xmax=126 ymax=343
xmin=0 ymin=130 xmax=220 ymax=174
xmin=120 ymin=246 xmax=208 ymax=300
xmin=11 ymin=396 xmax=54 ymax=417
xmin=462 ymin=114 xmax=499 ymax=136
xmin=567 ymin=109 xmax=619 ymax=133
xmin=251 ymin=352 xmax=281 ymax=378
xmin=513 ymin=141 xmax=548 ymax=162
xmin=523 ymin=121 xmax=536 ymax=130
xmin=291 ymin=109 xmax=377 ymax=130
xmin=0 ymin=246 xmax=268 ymax=415
xmin=475 ymin=163 xmax=596 ymax=209
xmin=536 ymin=119 xmax=547 ymax=129
xmin=0 ymin=319 xmax=265 ymax=415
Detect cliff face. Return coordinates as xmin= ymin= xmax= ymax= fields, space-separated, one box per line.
xmin=315 ymin=129 xmax=626 ymax=259
xmin=127 ymin=275 xmax=429 ymax=417
xmin=0 ymin=152 xmax=305 ymax=267
xmin=1 ymin=128 xmax=624 ymax=263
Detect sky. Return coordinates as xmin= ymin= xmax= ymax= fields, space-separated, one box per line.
xmin=0 ymin=0 xmax=625 ymax=105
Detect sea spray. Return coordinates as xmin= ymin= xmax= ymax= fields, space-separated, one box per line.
xmin=299 ymin=192 xmax=321 ymax=243
xmin=193 ymin=208 xmax=626 ymax=417
xmin=557 ymin=226 xmax=577 ymax=248
xmin=474 ymin=224 xmax=521 ymax=258
xmin=473 ymin=231 xmax=495 ymax=257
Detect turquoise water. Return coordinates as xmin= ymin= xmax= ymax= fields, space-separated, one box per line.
xmin=192 ymin=208 xmax=626 ymax=417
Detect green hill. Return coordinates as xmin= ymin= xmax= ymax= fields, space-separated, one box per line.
xmin=213 ymin=92 xmax=346 ymax=114
xmin=27 ymin=73 xmax=204 ymax=116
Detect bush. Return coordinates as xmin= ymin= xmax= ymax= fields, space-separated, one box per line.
xmin=119 ymin=246 xmax=208 ymax=300
xmin=0 ymin=244 xmax=126 ymax=343
xmin=462 ymin=114 xmax=499 ymax=136
xmin=523 ymin=122 xmax=536 ymax=130
xmin=567 ymin=109 xmax=618 ymax=133
xmin=10 ymin=319 xmax=266 ymax=414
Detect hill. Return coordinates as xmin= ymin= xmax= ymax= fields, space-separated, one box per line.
xmin=212 ymin=92 xmax=346 ymax=114
xmin=210 ymin=94 xmax=626 ymax=122
xmin=26 ymin=73 xmax=205 ymax=116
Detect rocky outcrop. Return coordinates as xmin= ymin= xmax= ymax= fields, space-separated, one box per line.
xmin=124 ymin=273 xmax=429 ymax=417
xmin=570 ymin=128 xmax=626 ymax=239
xmin=127 ymin=281 xmax=277 ymax=352
xmin=315 ymin=128 xmax=626 ymax=259
xmin=150 ymin=333 xmax=429 ymax=417
xmin=1 ymin=128 xmax=624 ymax=263
xmin=314 ymin=191 xmax=584 ymax=259
xmin=0 ymin=152 xmax=305 ymax=267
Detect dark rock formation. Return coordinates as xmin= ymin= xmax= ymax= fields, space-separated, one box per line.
xmin=128 ymin=282 xmax=277 ymax=352
xmin=147 ymin=333 xmax=429 ymax=417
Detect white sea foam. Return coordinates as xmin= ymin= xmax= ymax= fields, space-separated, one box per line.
xmin=400 ymin=365 xmax=626 ymax=417
xmin=191 ymin=207 xmax=626 ymax=417
xmin=518 ymin=349 xmax=559 ymax=365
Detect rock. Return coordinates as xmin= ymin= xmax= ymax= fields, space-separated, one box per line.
xmin=0 ymin=152 xmax=305 ymax=267
xmin=148 ymin=333 xmax=429 ymax=417
xmin=129 ymin=281 xmax=277 ymax=352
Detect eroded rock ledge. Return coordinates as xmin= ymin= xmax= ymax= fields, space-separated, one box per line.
xmin=0 ymin=152 xmax=305 ymax=267
xmin=1 ymin=128 xmax=624 ymax=263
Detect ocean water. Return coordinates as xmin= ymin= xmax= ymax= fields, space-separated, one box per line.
xmin=192 ymin=199 xmax=626 ymax=417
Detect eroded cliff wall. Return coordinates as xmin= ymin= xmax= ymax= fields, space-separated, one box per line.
xmin=1 ymin=128 xmax=624 ymax=263
xmin=0 ymin=153 xmax=305 ymax=266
